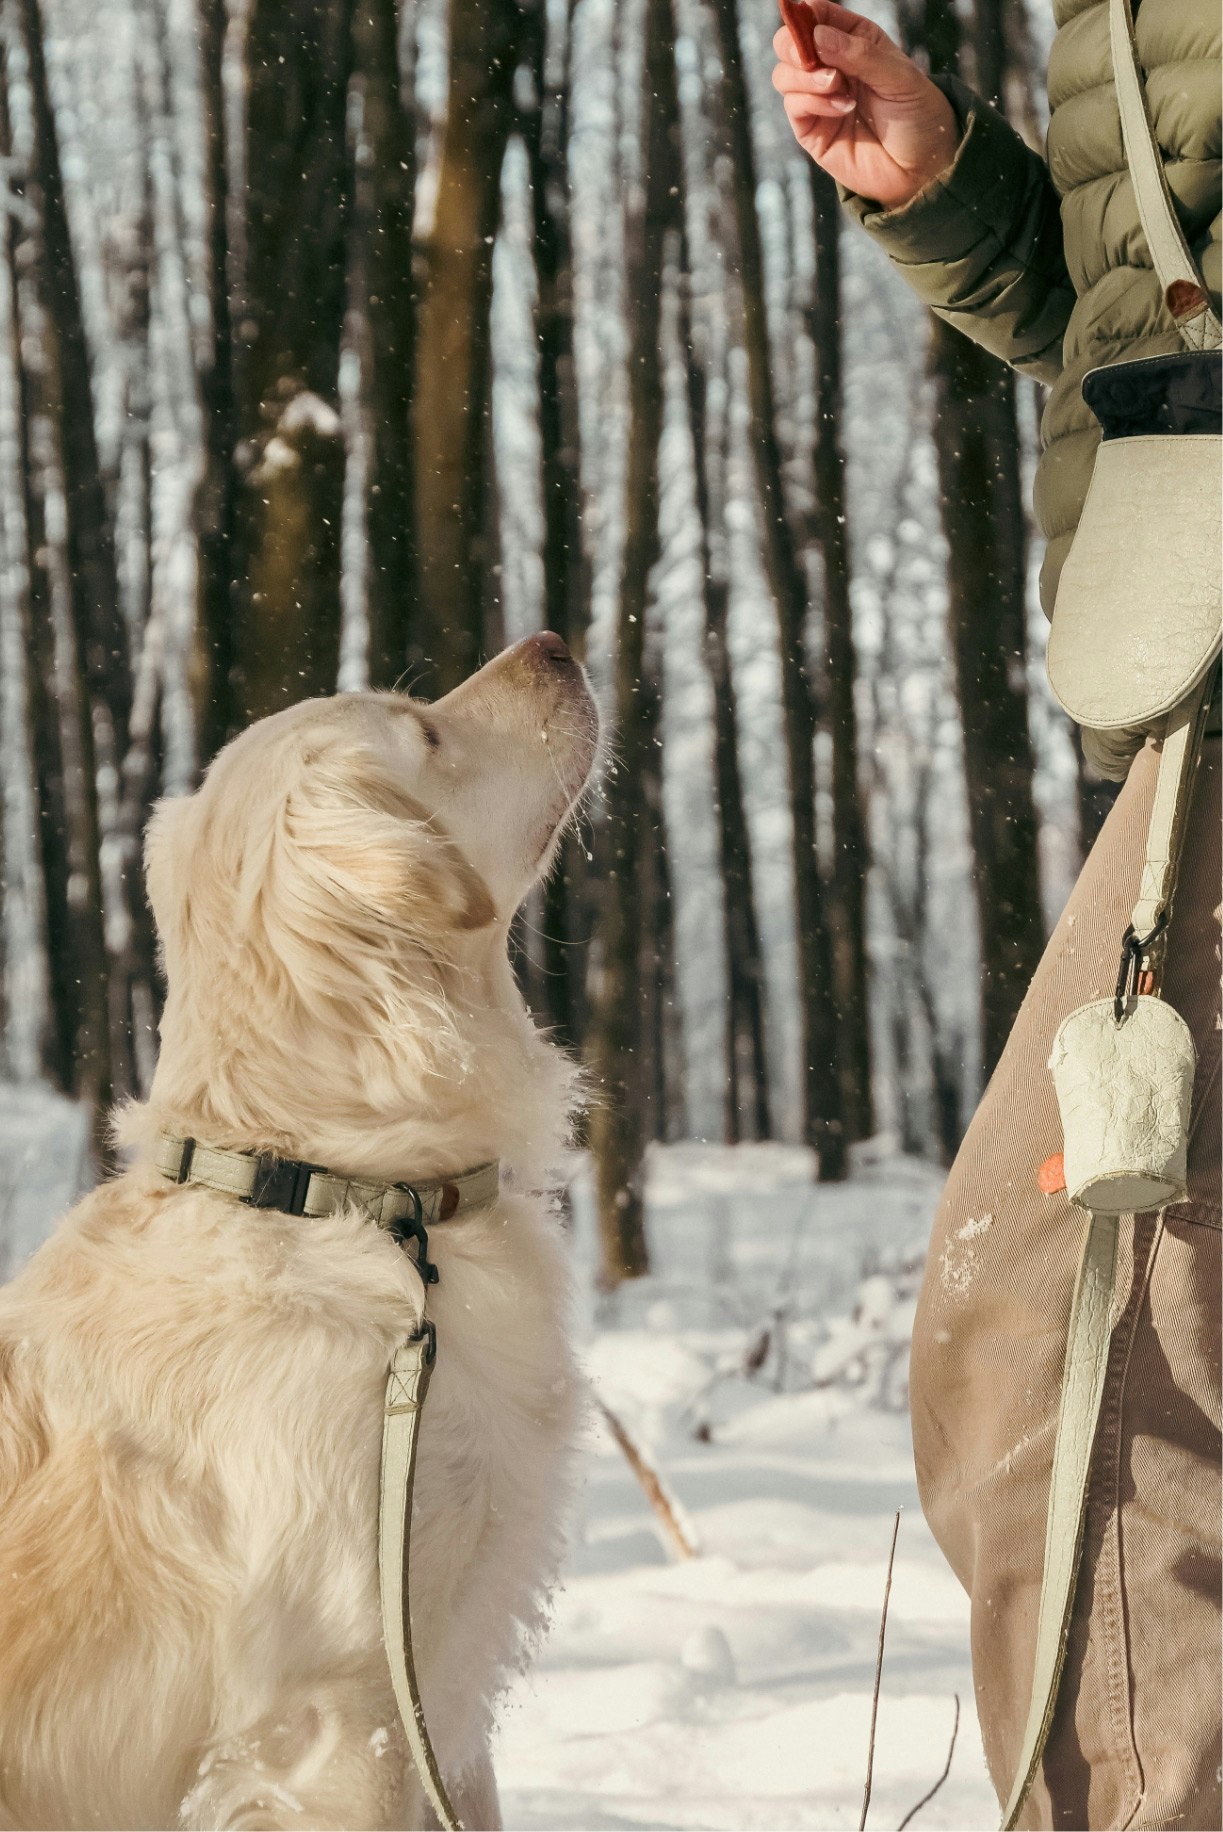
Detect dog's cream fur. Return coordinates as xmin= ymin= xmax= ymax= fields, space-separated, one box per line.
xmin=0 ymin=636 xmax=599 ymax=1830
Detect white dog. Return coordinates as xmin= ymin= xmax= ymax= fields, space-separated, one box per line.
xmin=0 ymin=634 xmax=599 ymax=1830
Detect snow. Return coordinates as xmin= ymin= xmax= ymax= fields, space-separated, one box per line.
xmin=0 ymin=1101 xmax=998 ymax=1828
xmin=0 ymin=1081 xmax=88 ymax=1281
xmin=494 ymin=1144 xmax=997 ymax=1830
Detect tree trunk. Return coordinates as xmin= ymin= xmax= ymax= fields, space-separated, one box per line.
xmin=0 ymin=95 xmax=38 ymax=1079
xmin=587 ymin=0 xmax=678 ymax=1285
xmin=809 ymin=165 xmax=872 ymax=1141
xmin=413 ymin=0 xmax=526 ymax=694
xmin=710 ymin=0 xmax=846 ymax=1177
xmin=10 ymin=270 xmax=111 ymax=1134
xmin=673 ymin=225 xmax=771 ymax=1142
xmin=230 ymin=0 xmax=352 ymax=722
xmin=638 ymin=618 xmax=679 ymax=1143
xmin=969 ymin=0 xmax=1043 ymax=148
xmin=349 ymin=0 xmax=417 ymax=689
xmin=195 ymin=0 xmax=240 ymax=756
xmin=18 ymin=0 xmax=130 ymax=762
xmin=928 ymin=327 xmax=1044 ymax=1076
xmin=9 ymin=0 xmax=131 ymax=1142
xmin=906 ymin=0 xmax=1045 ymax=1079
xmin=524 ymin=0 xmax=587 ymax=1046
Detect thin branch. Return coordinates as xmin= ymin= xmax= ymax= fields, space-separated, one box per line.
xmin=897 ymin=1694 xmax=961 ymax=1831
xmin=594 ymin=1393 xmax=701 ymax=1562
xmin=860 ymin=1509 xmax=902 ymax=1830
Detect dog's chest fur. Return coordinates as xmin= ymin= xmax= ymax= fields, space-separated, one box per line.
xmin=0 ymin=1171 xmax=579 ymax=1827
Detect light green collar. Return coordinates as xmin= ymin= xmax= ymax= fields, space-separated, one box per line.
xmin=152 ymin=1133 xmax=500 ymax=1284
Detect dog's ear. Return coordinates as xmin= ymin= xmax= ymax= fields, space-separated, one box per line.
xmin=282 ymin=743 xmax=496 ymax=945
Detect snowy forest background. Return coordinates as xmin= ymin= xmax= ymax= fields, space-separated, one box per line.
xmin=0 ymin=0 xmax=1111 ymax=1287
xmin=0 ymin=0 xmax=1111 ymax=1812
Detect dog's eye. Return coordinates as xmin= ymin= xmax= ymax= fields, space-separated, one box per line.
xmin=420 ymin=720 xmax=441 ymax=752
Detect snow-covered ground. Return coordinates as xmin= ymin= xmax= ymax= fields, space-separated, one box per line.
xmin=0 ymin=1097 xmax=996 ymax=1830
xmin=496 ymin=1144 xmax=996 ymax=1830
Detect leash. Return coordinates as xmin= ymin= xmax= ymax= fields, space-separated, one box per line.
xmin=1001 ymin=676 xmax=1214 ymax=1831
xmin=379 ymin=1318 xmax=462 ymax=1830
xmin=154 ymin=1133 xmax=490 ymax=1831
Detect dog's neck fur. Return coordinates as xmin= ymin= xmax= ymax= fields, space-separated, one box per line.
xmin=118 ymin=929 xmax=578 ymax=1196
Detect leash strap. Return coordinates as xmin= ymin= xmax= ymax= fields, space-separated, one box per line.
xmin=1001 ymin=1212 xmax=1120 ymax=1830
xmin=1127 ymin=679 xmax=1215 ymax=950
xmin=380 ymin=1322 xmax=464 ymax=1832
xmin=1109 ymin=0 xmax=1222 ymax=353
xmin=153 ymin=1129 xmax=491 ymax=1826
xmin=1001 ymin=678 xmax=1213 ymax=1827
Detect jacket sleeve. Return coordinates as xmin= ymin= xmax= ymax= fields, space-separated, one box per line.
xmin=840 ymin=76 xmax=1076 ymax=385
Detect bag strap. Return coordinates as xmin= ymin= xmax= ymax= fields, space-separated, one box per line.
xmin=380 ymin=1324 xmax=465 ymax=1831
xmin=1127 ymin=675 xmax=1216 ymax=955
xmin=1001 ymin=1211 xmax=1120 ymax=1831
xmin=1108 ymin=0 xmax=1222 ymax=353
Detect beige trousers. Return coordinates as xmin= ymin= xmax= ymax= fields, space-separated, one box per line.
xmin=911 ymin=738 xmax=1222 ymax=1830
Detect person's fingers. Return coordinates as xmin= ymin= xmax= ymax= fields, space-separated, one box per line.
xmin=805 ymin=0 xmax=879 ymax=34
xmin=772 ymin=25 xmax=848 ymax=85
xmin=810 ymin=18 xmax=902 ymax=86
xmin=781 ymin=88 xmax=856 ymax=125
xmin=771 ymin=60 xmax=846 ymax=96
xmin=772 ymin=25 xmax=808 ymax=68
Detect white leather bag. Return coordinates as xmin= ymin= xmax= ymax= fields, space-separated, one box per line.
xmin=1048 ymin=426 xmax=1221 ymax=733
xmin=1046 ymin=0 xmax=1221 ymax=744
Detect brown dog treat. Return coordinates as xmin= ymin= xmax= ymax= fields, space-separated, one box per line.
xmin=779 ymin=0 xmax=819 ymax=72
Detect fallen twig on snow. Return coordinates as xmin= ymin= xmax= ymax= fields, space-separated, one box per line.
xmin=594 ymin=1394 xmax=702 ymax=1562
xmin=860 ymin=1508 xmax=902 ymax=1831
xmin=897 ymin=1694 xmax=960 ymax=1830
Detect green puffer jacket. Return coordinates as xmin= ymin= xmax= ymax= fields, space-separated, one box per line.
xmin=841 ymin=0 xmax=1221 ymax=615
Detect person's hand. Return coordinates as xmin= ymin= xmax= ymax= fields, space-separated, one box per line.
xmin=771 ymin=1 xmax=960 ymax=210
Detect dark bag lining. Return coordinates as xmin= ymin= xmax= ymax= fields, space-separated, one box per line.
xmin=1083 ymin=350 xmax=1222 ymax=440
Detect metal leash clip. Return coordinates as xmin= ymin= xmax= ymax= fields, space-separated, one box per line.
xmin=389 ymin=1184 xmax=440 ymax=1285
xmin=1113 ymin=910 xmax=1168 ymax=1023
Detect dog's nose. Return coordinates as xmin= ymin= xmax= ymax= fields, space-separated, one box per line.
xmin=527 ymin=630 xmax=574 ymax=667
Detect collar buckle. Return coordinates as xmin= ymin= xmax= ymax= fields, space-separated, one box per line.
xmin=249 ymin=1154 xmax=317 ymax=1216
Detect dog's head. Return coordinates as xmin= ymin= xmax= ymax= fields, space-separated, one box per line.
xmin=136 ymin=636 xmax=599 ymax=1172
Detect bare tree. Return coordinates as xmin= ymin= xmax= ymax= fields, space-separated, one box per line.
xmin=587 ymin=0 xmax=679 ymax=1284
xmin=523 ymin=0 xmax=588 ymax=1047
xmin=809 ymin=165 xmax=872 ymax=1141
xmin=226 ymin=0 xmax=353 ymax=723
xmin=413 ymin=0 xmax=527 ymax=693
xmin=348 ymin=0 xmax=418 ymax=689
xmin=710 ymin=0 xmax=846 ymax=1177
xmin=195 ymin=0 xmax=240 ymax=756
xmin=671 ymin=219 xmax=771 ymax=1141
xmin=8 ymin=0 xmax=141 ymax=1144
xmin=900 ymin=0 xmax=1045 ymax=1076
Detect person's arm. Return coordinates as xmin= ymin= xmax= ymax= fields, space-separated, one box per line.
xmin=772 ymin=2 xmax=1075 ymax=384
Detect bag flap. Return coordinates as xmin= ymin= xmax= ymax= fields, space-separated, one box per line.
xmin=1048 ymin=435 xmax=1222 ymax=729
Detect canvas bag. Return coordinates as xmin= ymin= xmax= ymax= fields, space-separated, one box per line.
xmin=1045 ymin=0 xmax=1221 ymax=739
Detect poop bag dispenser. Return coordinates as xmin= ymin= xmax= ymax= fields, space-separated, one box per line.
xmin=1049 ymin=995 xmax=1196 ymax=1215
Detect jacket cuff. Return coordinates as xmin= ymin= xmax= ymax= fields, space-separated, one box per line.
xmin=839 ymin=75 xmax=1042 ymax=266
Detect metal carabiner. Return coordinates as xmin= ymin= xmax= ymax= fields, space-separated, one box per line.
xmin=1113 ymin=910 xmax=1168 ymax=1023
